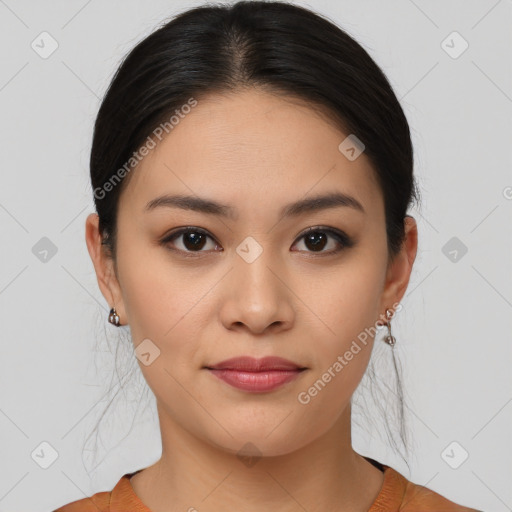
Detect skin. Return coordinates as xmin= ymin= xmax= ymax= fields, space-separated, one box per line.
xmin=86 ymin=88 xmax=418 ymax=512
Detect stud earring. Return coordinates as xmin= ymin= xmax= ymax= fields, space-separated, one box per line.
xmin=383 ymin=308 xmax=396 ymax=347
xmin=108 ymin=306 xmax=121 ymax=327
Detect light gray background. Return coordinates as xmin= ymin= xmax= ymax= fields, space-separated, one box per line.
xmin=0 ymin=1 xmax=511 ymax=511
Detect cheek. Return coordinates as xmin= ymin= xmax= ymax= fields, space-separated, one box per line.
xmin=117 ymin=240 xmax=201 ymax=337
xmin=296 ymin=305 xmax=376 ymax=429
xmin=314 ymin=261 xmax=384 ymax=344
xmin=118 ymin=254 xmax=208 ymax=405
xmin=289 ymin=331 xmax=373 ymax=449
xmin=116 ymin=245 xmax=213 ymax=372
xmin=302 ymin=256 xmax=384 ymax=393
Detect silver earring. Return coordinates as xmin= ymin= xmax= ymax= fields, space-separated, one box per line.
xmin=383 ymin=308 xmax=396 ymax=347
xmin=108 ymin=306 xmax=121 ymax=327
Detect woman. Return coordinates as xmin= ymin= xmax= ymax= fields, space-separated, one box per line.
xmin=55 ymin=1 xmax=480 ymax=510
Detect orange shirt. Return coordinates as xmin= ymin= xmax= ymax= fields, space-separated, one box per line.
xmin=54 ymin=459 xmax=480 ymax=511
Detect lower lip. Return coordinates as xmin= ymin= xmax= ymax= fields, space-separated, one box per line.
xmin=206 ymin=368 xmax=305 ymax=392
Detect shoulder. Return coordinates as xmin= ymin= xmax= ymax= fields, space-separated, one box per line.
xmin=367 ymin=458 xmax=481 ymax=512
xmin=365 ymin=457 xmax=481 ymax=511
xmin=53 ymin=490 xmax=111 ymax=512
xmin=52 ymin=472 xmax=145 ymax=512
xmin=399 ymin=472 xmax=482 ymax=511
xmin=53 ymin=476 xmax=117 ymax=512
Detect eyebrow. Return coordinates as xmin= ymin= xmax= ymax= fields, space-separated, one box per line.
xmin=144 ymin=191 xmax=365 ymax=219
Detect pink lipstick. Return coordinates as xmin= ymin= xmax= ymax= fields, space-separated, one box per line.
xmin=205 ymin=356 xmax=307 ymax=393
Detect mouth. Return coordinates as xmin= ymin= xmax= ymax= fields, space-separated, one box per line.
xmin=203 ymin=356 xmax=308 ymax=393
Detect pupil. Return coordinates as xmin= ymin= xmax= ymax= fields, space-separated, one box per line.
xmin=305 ymin=232 xmax=326 ymax=251
xmin=184 ymin=232 xmax=205 ymax=250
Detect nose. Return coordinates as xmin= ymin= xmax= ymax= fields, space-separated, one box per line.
xmin=218 ymin=248 xmax=295 ymax=335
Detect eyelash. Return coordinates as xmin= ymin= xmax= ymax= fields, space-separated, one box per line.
xmin=160 ymin=225 xmax=354 ymax=258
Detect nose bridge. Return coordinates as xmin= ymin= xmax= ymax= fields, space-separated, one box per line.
xmin=233 ymin=234 xmax=281 ymax=296
xmin=219 ymin=234 xmax=293 ymax=333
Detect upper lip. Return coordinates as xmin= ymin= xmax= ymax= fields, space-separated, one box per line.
xmin=205 ymin=356 xmax=306 ymax=371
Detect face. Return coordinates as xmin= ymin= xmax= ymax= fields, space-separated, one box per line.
xmin=87 ymin=88 xmax=416 ymax=457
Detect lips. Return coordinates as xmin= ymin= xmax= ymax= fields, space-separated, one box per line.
xmin=205 ymin=356 xmax=306 ymax=372
xmin=204 ymin=356 xmax=307 ymax=392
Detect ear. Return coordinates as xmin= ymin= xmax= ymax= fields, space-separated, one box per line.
xmin=378 ymin=215 xmax=418 ymax=320
xmin=85 ymin=213 xmax=127 ymax=325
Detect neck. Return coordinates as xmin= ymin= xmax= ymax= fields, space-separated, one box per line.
xmin=130 ymin=402 xmax=385 ymax=512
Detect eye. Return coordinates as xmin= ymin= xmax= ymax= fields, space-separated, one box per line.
xmin=161 ymin=225 xmax=354 ymax=257
xmin=161 ymin=227 xmax=221 ymax=256
xmin=291 ymin=226 xmax=353 ymax=255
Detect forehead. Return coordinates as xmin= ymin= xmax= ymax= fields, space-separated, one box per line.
xmin=120 ymin=88 xmax=383 ymax=220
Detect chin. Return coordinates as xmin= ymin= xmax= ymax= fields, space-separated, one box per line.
xmin=200 ymin=425 xmax=311 ymax=460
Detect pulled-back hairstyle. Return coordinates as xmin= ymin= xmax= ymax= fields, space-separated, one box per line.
xmin=84 ymin=0 xmax=421 ymax=473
